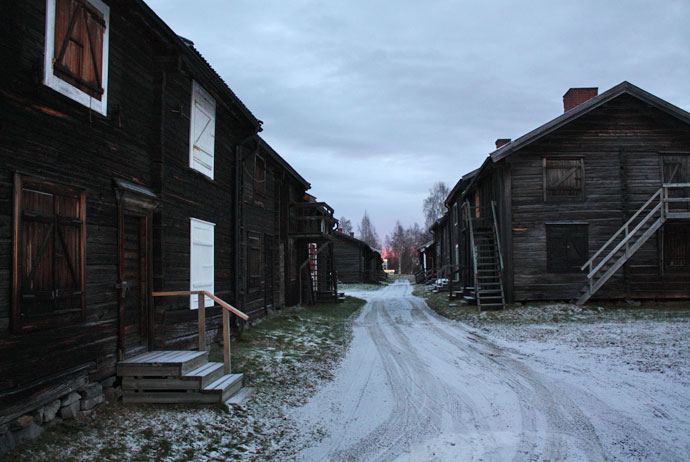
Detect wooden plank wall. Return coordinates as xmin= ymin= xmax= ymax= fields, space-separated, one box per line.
xmin=334 ymin=237 xmax=363 ymax=283
xmin=509 ymin=95 xmax=690 ymax=301
xmin=0 ymin=0 xmax=157 ymax=413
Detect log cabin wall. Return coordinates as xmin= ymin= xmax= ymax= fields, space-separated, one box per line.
xmin=333 ymin=233 xmax=364 ymax=283
xmin=509 ymin=94 xmax=690 ymax=301
xmin=152 ymin=60 xmax=259 ymax=350
xmin=0 ymin=0 xmax=161 ymax=421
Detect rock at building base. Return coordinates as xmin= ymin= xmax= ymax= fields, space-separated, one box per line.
xmin=14 ymin=423 xmax=43 ymax=446
xmin=0 ymin=431 xmax=15 ymax=458
xmin=79 ymin=383 xmax=103 ymax=400
xmin=100 ymin=376 xmax=117 ymax=388
xmin=104 ymin=386 xmax=122 ymax=402
xmin=60 ymin=401 xmax=80 ymax=420
xmin=81 ymin=394 xmax=104 ymax=411
xmin=44 ymin=399 xmax=61 ymax=423
xmin=61 ymin=392 xmax=81 ymax=407
xmin=33 ymin=406 xmax=45 ymax=425
xmin=10 ymin=415 xmax=33 ymax=432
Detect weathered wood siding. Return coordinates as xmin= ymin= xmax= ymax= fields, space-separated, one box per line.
xmin=334 ymin=236 xmax=363 ymax=283
xmin=509 ymin=94 xmax=690 ymax=301
xmin=0 ymin=0 xmax=158 ymax=417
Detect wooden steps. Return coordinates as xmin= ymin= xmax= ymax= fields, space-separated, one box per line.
xmin=118 ymin=351 xmax=245 ymax=404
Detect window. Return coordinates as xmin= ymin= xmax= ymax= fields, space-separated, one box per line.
xmin=452 ymin=203 xmax=458 ymax=226
xmin=546 ymin=224 xmax=588 ymax=273
xmin=254 ymin=155 xmax=266 ymax=197
xmin=44 ymin=0 xmax=109 ymax=115
xmin=190 ymin=218 xmax=214 ymax=309
xmin=543 ymin=158 xmax=584 ymax=201
xmin=248 ymin=233 xmax=262 ymax=290
xmin=189 ymin=81 xmax=216 ymax=179
xmin=12 ymin=174 xmax=86 ymax=332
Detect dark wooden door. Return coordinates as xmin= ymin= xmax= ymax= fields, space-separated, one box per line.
xmin=121 ymin=213 xmax=148 ymax=357
xmin=663 ymin=223 xmax=690 ymax=272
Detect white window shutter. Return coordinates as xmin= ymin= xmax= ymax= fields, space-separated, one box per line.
xmin=190 ymin=218 xmax=215 ymax=309
xmin=189 ymin=81 xmax=216 ymax=179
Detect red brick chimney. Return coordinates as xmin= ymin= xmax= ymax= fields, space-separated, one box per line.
xmin=563 ymin=88 xmax=598 ymax=112
xmin=495 ymin=138 xmax=511 ymax=149
xmin=337 ymin=228 xmax=343 ymax=233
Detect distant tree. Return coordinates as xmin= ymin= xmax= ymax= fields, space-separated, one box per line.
xmin=384 ymin=221 xmax=427 ymax=274
xmin=357 ymin=211 xmax=380 ymax=249
xmin=338 ymin=216 xmax=353 ymax=235
xmin=423 ymin=181 xmax=450 ymax=231
xmin=386 ymin=221 xmax=406 ymax=274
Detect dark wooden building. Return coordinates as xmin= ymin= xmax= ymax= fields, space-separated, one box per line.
xmin=0 ymin=0 xmax=328 ymax=430
xmin=333 ymin=230 xmax=384 ymax=284
xmin=447 ymin=82 xmax=690 ymax=307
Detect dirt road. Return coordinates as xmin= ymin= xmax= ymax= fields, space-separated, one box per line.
xmin=293 ymin=280 xmax=688 ymax=461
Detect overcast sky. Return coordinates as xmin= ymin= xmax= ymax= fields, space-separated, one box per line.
xmin=147 ymin=0 xmax=690 ymax=240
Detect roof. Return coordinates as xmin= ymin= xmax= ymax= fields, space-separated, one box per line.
xmin=490 ymin=81 xmax=690 ymax=163
xmin=333 ymin=230 xmax=379 ymax=255
xmin=258 ymin=137 xmax=310 ymax=189
xmin=131 ymin=1 xmax=262 ymax=131
xmin=417 ymin=240 xmax=434 ymax=252
xmin=445 ymin=166 xmax=480 ymax=205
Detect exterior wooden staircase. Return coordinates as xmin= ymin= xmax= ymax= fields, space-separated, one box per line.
xmin=577 ymin=184 xmax=690 ymax=304
xmin=118 ymin=351 xmax=244 ymax=404
xmin=117 ymin=290 xmax=250 ymax=405
xmin=465 ymin=201 xmax=506 ymax=311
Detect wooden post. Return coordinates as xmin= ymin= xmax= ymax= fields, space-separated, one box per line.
xmin=197 ymin=293 xmax=206 ymax=351
xmin=223 ymin=308 xmax=231 ymax=374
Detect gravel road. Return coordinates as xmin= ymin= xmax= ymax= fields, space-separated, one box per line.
xmin=292 ymin=280 xmax=688 ymax=461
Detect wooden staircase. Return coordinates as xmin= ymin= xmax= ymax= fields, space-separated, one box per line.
xmin=118 ymin=351 xmax=244 ymax=404
xmin=465 ymin=201 xmax=506 ymax=311
xmin=577 ymin=184 xmax=690 ymax=305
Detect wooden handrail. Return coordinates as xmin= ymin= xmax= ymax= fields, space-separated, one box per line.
xmin=581 ymin=188 xmax=663 ymax=273
xmin=152 ymin=290 xmax=247 ymax=374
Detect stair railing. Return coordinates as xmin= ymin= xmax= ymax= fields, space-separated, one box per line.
xmin=463 ymin=201 xmax=479 ymax=308
xmin=490 ymin=201 xmax=504 ymax=274
xmin=581 ymin=187 xmax=664 ymax=281
xmin=152 ymin=291 xmax=248 ymax=374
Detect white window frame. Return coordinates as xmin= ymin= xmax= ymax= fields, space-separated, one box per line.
xmin=43 ymin=0 xmax=110 ymax=116
xmin=189 ymin=81 xmax=216 ymax=179
xmin=452 ymin=203 xmax=458 ymax=226
xmin=190 ymin=218 xmax=215 ymax=309
xmin=454 ymin=244 xmax=460 ymax=281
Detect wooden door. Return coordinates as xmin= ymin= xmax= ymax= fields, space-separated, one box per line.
xmin=663 ymin=223 xmax=690 ymax=272
xmin=264 ymin=234 xmax=274 ymax=310
xmin=119 ymin=213 xmax=149 ymax=358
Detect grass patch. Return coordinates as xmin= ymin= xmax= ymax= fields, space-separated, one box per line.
xmin=414 ymin=283 xmax=690 ymax=326
xmin=4 ymin=297 xmax=366 ymax=462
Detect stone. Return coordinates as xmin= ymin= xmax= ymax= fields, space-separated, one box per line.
xmin=61 ymin=392 xmax=81 ymax=407
xmin=59 ymin=401 xmax=80 ymax=420
xmin=0 ymin=430 xmax=15 ymax=458
xmin=44 ymin=399 xmax=61 ymax=423
xmin=46 ymin=417 xmax=63 ymax=428
xmin=33 ymin=406 xmax=45 ymax=425
xmin=79 ymin=383 xmax=103 ymax=400
xmin=100 ymin=376 xmax=117 ymax=388
xmin=81 ymin=394 xmax=105 ymax=411
xmin=9 ymin=415 xmax=33 ymax=432
xmin=104 ymin=386 xmax=122 ymax=402
xmin=14 ymin=423 xmax=43 ymax=445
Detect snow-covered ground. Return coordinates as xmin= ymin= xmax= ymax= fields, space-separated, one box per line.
xmin=294 ymin=281 xmax=690 ymax=461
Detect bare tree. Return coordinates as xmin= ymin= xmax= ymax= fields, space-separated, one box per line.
xmin=338 ymin=216 xmax=353 ymax=235
xmin=357 ymin=211 xmax=380 ymax=249
xmin=385 ymin=221 xmax=427 ymax=274
xmin=423 ymin=181 xmax=450 ymax=231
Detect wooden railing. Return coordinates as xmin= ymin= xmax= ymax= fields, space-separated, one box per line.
xmin=151 ymin=291 xmax=248 ymax=374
